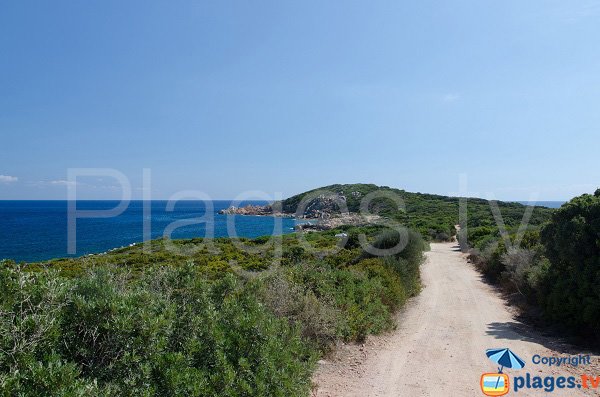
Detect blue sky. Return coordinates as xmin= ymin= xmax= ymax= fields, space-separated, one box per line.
xmin=1 ymin=1 xmax=598 ymax=201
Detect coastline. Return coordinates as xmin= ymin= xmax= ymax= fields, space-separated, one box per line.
xmin=13 ymin=213 xmax=372 ymax=265
xmin=0 ymin=201 xmax=298 ymax=263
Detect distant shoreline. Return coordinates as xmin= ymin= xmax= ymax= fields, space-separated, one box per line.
xmin=0 ymin=196 xmax=565 ymax=263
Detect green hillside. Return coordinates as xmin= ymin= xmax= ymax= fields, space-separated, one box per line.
xmin=280 ymin=183 xmax=554 ymax=241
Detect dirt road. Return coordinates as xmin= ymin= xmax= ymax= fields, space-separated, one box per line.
xmin=313 ymin=242 xmax=599 ymax=396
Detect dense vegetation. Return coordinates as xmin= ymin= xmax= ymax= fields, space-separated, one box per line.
xmin=540 ymin=190 xmax=600 ymax=342
xmin=0 ymin=223 xmax=427 ymax=396
xmin=464 ymin=189 xmax=600 ymax=346
xmin=280 ymin=183 xmax=553 ymax=242
xmin=4 ymin=182 xmax=596 ymax=396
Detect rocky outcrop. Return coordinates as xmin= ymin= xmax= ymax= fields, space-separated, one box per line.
xmin=218 ymin=204 xmax=273 ymax=215
xmin=288 ymin=192 xmax=351 ymax=218
xmin=301 ymin=194 xmax=343 ymax=218
xmin=295 ymin=213 xmax=381 ymax=231
xmin=219 ymin=192 xmax=366 ymax=221
xmin=218 ymin=204 xmax=292 ymax=217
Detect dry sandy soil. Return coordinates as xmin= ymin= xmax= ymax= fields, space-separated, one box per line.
xmin=312 ymin=242 xmax=600 ymax=397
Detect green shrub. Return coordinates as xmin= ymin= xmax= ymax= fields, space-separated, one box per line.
xmin=357 ymin=258 xmax=407 ymax=310
xmin=260 ymin=269 xmax=340 ymax=351
xmin=2 ymin=222 xmax=429 ymax=394
xmin=470 ymin=240 xmax=506 ymax=283
xmin=540 ymin=189 xmax=600 ymax=343
xmin=500 ymin=248 xmax=537 ymax=295
xmin=356 ymin=229 xmax=425 ymax=302
xmin=284 ymin=260 xmax=393 ymax=342
xmin=331 ymin=268 xmax=393 ymax=341
xmin=468 ymin=226 xmax=500 ymax=249
xmin=0 ymin=266 xmax=97 ymax=396
xmin=0 ymin=264 xmax=315 ymax=396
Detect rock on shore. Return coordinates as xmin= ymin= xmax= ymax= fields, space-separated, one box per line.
xmin=295 ymin=214 xmax=382 ymax=231
xmin=218 ymin=204 xmax=292 ymax=217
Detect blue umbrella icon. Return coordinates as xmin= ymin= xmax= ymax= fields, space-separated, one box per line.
xmin=486 ymin=348 xmax=526 ymax=373
xmin=486 ymin=348 xmax=526 ymax=389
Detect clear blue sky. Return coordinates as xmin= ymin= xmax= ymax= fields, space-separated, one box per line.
xmin=1 ymin=1 xmax=598 ymax=201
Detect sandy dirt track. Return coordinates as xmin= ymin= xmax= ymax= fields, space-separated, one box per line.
xmin=313 ymin=242 xmax=599 ymax=397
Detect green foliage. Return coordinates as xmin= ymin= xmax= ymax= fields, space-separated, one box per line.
xmin=465 ymin=189 xmax=600 ymax=346
xmin=468 ymin=226 xmax=500 ymax=249
xmin=0 ymin=266 xmax=99 ymax=396
xmin=540 ymin=190 xmax=600 ymax=343
xmin=279 ymin=183 xmax=553 ymax=242
xmin=0 ymin=265 xmax=315 ymax=396
xmin=1 ymin=222 xmax=427 ymax=395
xmin=471 ymin=239 xmax=507 ymax=283
xmin=285 ymin=262 xmax=395 ymax=342
xmin=357 ymin=259 xmax=406 ymax=310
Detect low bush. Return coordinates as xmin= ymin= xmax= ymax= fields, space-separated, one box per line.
xmin=1 ymin=225 xmax=428 ymax=395
xmin=260 ymin=269 xmax=340 ymax=351
xmin=0 ymin=265 xmax=315 ymax=396
xmin=500 ymin=248 xmax=539 ymax=296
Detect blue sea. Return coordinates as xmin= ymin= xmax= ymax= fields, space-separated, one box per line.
xmin=0 ymin=201 xmax=297 ymax=263
xmin=517 ymin=201 xmax=565 ymax=208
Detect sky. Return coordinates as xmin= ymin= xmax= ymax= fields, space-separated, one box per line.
xmin=1 ymin=0 xmax=599 ymax=201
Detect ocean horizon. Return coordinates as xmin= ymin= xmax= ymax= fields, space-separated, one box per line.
xmin=0 ymin=199 xmax=566 ymax=263
xmin=0 ymin=200 xmax=297 ymax=263
xmin=517 ymin=201 xmax=565 ymax=208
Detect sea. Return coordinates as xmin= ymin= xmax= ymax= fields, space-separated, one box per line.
xmin=0 ymin=200 xmax=297 ymax=263
xmin=517 ymin=201 xmax=565 ymax=209
xmin=0 ymin=199 xmax=568 ymax=263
